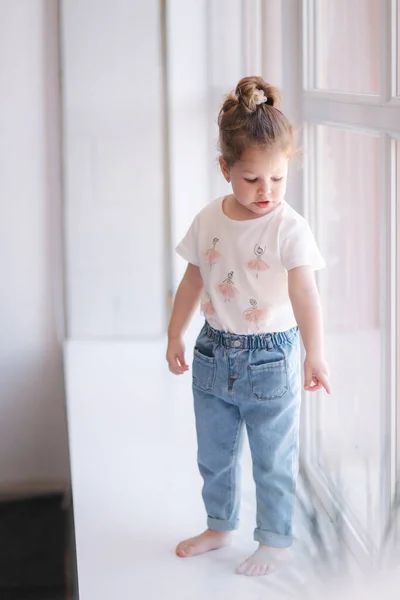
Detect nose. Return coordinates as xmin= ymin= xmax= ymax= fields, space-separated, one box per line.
xmin=258 ymin=181 xmax=272 ymax=197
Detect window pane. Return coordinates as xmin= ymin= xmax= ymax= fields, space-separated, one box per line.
xmin=397 ymin=142 xmax=400 ymax=465
xmin=314 ymin=0 xmax=380 ymax=94
xmin=312 ymin=126 xmax=381 ymax=536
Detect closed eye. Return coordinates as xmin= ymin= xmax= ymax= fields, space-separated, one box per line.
xmin=245 ymin=177 xmax=283 ymax=183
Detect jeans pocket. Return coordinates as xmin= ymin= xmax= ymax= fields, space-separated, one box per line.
xmin=248 ymin=359 xmax=287 ymax=400
xmin=192 ymin=349 xmax=217 ymax=392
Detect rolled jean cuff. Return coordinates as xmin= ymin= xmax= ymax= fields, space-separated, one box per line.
xmin=254 ymin=528 xmax=293 ymax=548
xmin=207 ymin=517 xmax=239 ymax=532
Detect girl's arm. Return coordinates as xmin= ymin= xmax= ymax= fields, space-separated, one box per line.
xmin=288 ymin=266 xmax=331 ymax=394
xmin=167 ymin=263 xmax=204 ymax=375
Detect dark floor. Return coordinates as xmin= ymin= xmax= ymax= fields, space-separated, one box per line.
xmin=0 ymin=494 xmax=75 ymax=600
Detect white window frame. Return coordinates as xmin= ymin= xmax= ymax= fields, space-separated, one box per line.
xmin=299 ymin=0 xmax=400 ymax=555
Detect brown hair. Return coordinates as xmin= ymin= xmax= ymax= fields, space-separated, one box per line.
xmin=218 ymin=76 xmax=294 ymax=166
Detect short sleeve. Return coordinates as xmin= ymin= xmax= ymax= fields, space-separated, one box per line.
xmin=175 ymin=215 xmax=200 ymax=266
xmin=280 ymin=217 xmax=325 ymax=271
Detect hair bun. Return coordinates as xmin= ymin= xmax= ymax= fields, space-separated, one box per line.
xmin=235 ymin=76 xmax=282 ymax=113
xmin=218 ymin=76 xmax=293 ymax=165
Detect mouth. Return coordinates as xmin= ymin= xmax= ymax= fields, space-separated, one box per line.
xmin=254 ymin=200 xmax=271 ymax=208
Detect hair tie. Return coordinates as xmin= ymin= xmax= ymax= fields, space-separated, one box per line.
xmin=253 ymin=89 xmax=274 ymax=107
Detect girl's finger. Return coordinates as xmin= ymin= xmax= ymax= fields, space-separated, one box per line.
xmin=307 ymin=373 xmax=331 ymax=395
xmin=305 ymin=374 xmax=318 ymax=390
xmin=177 ymin=354 xmax=189 ymax=370
xmin=305 ymin=375 xmax=322 ymax=391
xmin=304 ymin=367 xmax=314 ymax=389
xmin=168 ymin=356 xmax=185 ymax=375
xmin=305 ymin=381 xmax=322 ymax=392
xmin=318 ymin=373 xmax=331 ymax=394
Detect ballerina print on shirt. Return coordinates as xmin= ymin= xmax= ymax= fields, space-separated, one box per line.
xmin=204 ymin=237 xmax=222 ymax=269
xmin=247 ymin=244 xmax=270 ymax=278
xmin=201 ymin=293 xmax=216 ymax=318
xmin=218 ymin=271 xmax=239 ymax=302
xmin=243 ymin=298 xmax=269 ymax=331
xmin=201 ymin=293 xmax=221 ymax=329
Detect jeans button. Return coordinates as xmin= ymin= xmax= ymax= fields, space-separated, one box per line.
xmin=233 ymin=340 xmax=241 ymax=348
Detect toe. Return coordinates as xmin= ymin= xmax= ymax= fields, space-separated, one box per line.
xmin=246 ymin=564 xmax=258 ymax=576
xmin=176 ymin=544 xmax=192 ymax=558
xmin=235 ymin=561 xmax=248 ymax=575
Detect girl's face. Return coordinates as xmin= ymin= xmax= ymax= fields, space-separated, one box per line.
xmin=220 ymin=147 xmax=289 ymax=217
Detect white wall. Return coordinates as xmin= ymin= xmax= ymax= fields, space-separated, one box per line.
xmin=62 ymin=0 xmax=166 ymax=338
xmin=0 ymin=0 xmax=69 ymax=493
xmin=207 ymin=0 xmax=246 ymax=202
xmin=167 ymin=0 xmax=211 ymax=289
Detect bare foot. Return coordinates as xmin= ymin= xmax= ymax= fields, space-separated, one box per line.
xmin=236 ymin=545 xmax=291 ymax=576
xmin=176 ymin=529 xmax=232 ymax=558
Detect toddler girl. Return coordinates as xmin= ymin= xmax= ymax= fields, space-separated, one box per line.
xmin=166 ymin=76 xmax=331 ymax=577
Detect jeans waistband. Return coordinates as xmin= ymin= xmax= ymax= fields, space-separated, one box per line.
xmin=204 ymin=322 xmax=298 ymax=350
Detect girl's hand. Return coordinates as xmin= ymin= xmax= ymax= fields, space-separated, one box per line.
xmin=166 ymin=337 xmax=189 ymax=375
xmin=304 ymin=355 xmax=331 ymax=394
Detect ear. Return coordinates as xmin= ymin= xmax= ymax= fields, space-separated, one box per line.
xmin=219 ymin=157 xmax=231 ymax=183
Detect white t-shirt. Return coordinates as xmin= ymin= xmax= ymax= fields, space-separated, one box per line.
xmin=176 ymin=197 xmax=325 ymax=334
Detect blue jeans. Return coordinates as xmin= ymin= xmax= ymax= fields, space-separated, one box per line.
xmin=192 ymin=322 xmax=301 ymax=548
